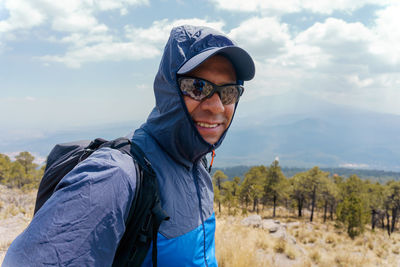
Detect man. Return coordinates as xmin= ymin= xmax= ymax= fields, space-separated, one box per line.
xmin=3 ymin=25 xmax=255 ymax=266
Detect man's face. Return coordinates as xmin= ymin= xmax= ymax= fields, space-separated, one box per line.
xmin=183 ymin=55 xmax=237 ymax=145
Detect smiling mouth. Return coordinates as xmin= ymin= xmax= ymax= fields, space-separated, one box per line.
xmin=196 ymin=121 xmax=219 ymax=128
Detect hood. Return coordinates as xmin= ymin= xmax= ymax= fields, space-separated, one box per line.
xmin=141 ymin=25 xmax=254 ymax=168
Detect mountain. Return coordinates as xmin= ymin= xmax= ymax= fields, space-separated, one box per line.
xmin=0 ymin=121 xmax=142 ymax=161
xmin=1 ymin=93 xmax=399 ymax=171
xmin=213 ymin=166 xmax=400 ymax=183
xmin=218 ymin=93 xmax=400 ymax=171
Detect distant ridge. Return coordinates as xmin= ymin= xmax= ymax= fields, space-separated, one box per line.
xmin=1 ymin=93 xmax=400 ymax=171
xmin=217 ymin=93 xmax=400 ymax=171
xmin=214 ymin=165 xmax=400 ymax=183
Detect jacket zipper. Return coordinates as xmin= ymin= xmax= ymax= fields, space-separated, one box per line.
xmin=192 ymin=162 xmax=209 ymax=267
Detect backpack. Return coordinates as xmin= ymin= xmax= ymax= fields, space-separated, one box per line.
xmin=34 ymin=137 xmax=169 ymax=267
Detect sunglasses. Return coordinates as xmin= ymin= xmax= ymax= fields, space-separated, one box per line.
xmin=178 ymin=77 xmax=244 ymax=105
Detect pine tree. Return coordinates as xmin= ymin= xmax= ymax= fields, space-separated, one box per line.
xmin=264 ymin=160 xmax=287 ymax=217
xmin=0 ymin=154 xmax=12 ymax=184
xmin=240 ymin=166 xmax=265 ymax=214
xmin=213 ymin=170 xmax=228 ymax=213
xmin=336 ymin=175 xmax=369 ymax=238
xmin=289 ymin=173 xmax=308 ymax=217
xmin=304 ymin=167 xmax=330 ymax=222
xmin=320 ymin=177 xmax=339 ymax=222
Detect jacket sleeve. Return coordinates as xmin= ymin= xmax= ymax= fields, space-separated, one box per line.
xmin=2 ymin=147 xmax=137 ymax=267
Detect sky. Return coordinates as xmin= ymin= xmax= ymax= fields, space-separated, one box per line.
xmin=1 ymin=0 xmax=400 ymax=156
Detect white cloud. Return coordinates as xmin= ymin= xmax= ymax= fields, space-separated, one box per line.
xmin=1 ymin=0 xmax=399 ymax=116
xmin=0 ymin=0 xmax=148 ymax=34
xmin=58 ymin=30 xmax=113 ymax=48
xmin=266 ymin=16 xmax=400 ymax=77
xmin=40 ymin=18 xmax=224 ymax=68
xmin=370 ymin=4 xmax=400 ymax=65
xmin=292 ymin=18 xmax=374 ymax=69
xmin=0 ymin=0 xmax=155 ymax=67
xmin=299 ymin=0 xmax=396 ymax=15
xmin=0 ymin=0 xmax=45 ymax=32
xmin=120 ymin=8 xmax=129 ymax=16
xmin=228 ymin=17 xmax=291 ymax=60
xmin=95 ymin=0 xmax=149 ymax=11
xmin=209 ymin=0 xmax=399 ymax=15
xmin=210 ymin=0 xmax=267 ymax=13
xmin=125 ymin=18 xmax=225 ymax=45
xmin=39 ymin=41 xmax=161 ymax=68
xmin=240 ymin=60 xmax=303 ymax=100
xmin=296 ymin=18 xmax=372 ymax=46
xmin=51 ymin=11 xmax=100 ymax=32
xmin=346 ymin=75 xmax=374 ymax=88
xmin=231 ymin=13 xmax=400 ymax=115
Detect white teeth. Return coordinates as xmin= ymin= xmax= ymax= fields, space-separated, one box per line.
xmin=196 ymin=122 xmax=218 ymax=128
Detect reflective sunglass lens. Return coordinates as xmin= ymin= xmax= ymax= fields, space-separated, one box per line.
xmin=192 ymin=79 xmax=204 ymax=96
xmin=179 ymin=77 xmax=242 ymax=105
xmin=220 ymin=86 xmax=239 ymax=105
xmin=181 ymin=79 xmax=202 ymax=100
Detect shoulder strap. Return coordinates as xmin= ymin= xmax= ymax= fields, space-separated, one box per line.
xmin=111 ymin=139 xmax=169 ymax=267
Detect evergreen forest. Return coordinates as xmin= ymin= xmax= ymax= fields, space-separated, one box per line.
xmin=213 ymin=161 xmax=400 ymax=239
xmin=1 ymin=151 xmax=400 ymax=239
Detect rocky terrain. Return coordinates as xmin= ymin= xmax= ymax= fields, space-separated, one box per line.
xmin=216 ymin=209 xmax=400 ymax=266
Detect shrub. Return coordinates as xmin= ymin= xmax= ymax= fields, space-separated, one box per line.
xmin=325 ymin=234 xmax=336 ymax=244
xmin=307 ymin=236 xmax=317 ymax=244
xmin=255 ymin=238 xmax=269 ymax=250
xmin=310 ymin=249 xmax=321 ymax=263
xmin=273 ymin=238 xmax=286 ymax=253
xmin=355 ymin=238 xmax=364 ymax=246
xmin=285 ymin=246 xmax=297 ymax=260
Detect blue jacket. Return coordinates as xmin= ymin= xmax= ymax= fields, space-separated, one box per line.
xmin=3 ymin=25 xmax=238 ymax=266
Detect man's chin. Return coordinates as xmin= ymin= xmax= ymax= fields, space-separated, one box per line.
xmin=195 ymin=125 xmax=224 ymax=145
xmin=200 ymin=133 xmax=222 ymax=145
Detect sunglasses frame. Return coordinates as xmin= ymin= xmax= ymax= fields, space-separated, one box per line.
xmin=177 ymin=76 xmax=244 ymax=105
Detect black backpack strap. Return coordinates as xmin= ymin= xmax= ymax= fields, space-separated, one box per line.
xmin=111 ymin=139 xmax=169 ymax=267
xmin=151 ymin=202 xmax=170 ymax=266
xmin=98 ymin=137 xmax=132 ymax=156
xmin=86 ymin=138 xmax=108 ymax=150
xmin=129 ymin=141 xmax=154 ymax=174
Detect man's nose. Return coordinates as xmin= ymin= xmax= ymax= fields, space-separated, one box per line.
xmin=201 ymin=93 xmax=225 ymax=113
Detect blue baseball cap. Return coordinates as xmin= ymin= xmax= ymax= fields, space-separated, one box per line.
xmin=177 ymin=45 xmax=255 ymax=81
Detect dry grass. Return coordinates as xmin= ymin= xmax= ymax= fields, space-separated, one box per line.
xmin=0 ymin=185 xmax=35 ymax=220
xmin=0 ymin=185 xmax=36 ymax=264
xmin=215 ymin=205 xmax=400 ymax=267
xmin=215 ymin=216 xmax=274 ymax=267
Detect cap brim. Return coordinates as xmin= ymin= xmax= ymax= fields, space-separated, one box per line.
xmin=177 ymin=46 xmax=255 ymax=81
